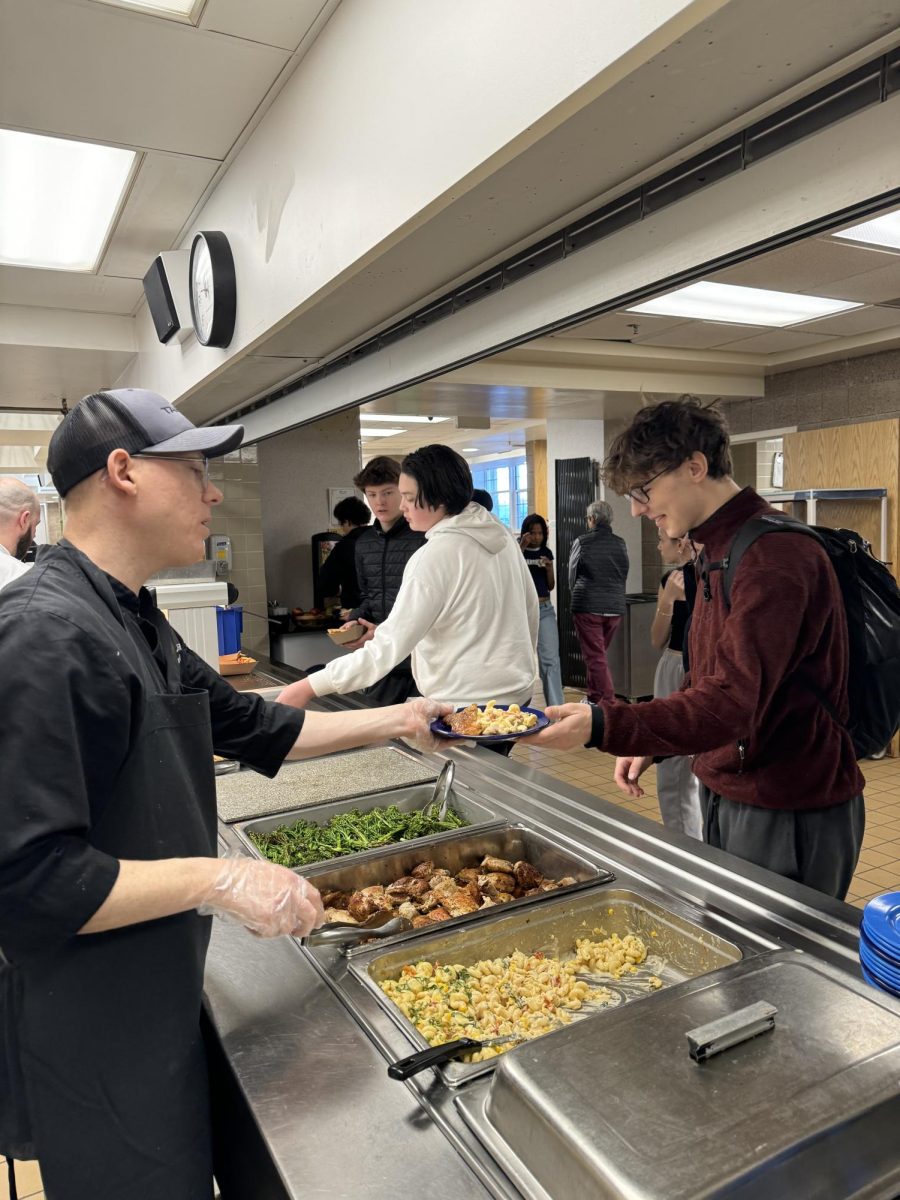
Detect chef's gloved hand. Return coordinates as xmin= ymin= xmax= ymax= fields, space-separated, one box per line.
xmin=399 ymin=697 xmax=475 ymax=753
xmin=199 ymin=857 xmax=325 ymax=938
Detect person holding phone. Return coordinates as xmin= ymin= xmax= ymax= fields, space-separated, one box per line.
xmin=519 ymin=513 xmax=565 ymax=707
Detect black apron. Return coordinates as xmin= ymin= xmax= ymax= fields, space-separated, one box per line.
xmin=1 ymin=568 xmax=218 ymax=1200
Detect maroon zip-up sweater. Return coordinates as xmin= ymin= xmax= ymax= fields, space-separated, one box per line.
xmin=592 ymin=487 xmax=864 ymax=810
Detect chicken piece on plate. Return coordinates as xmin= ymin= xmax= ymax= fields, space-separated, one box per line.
xmin=347 ymin=885 xmax=393 ymax=922
xmin=445 ymin=704 xmax=482 ymax=736
xmin=324 ymin=907 xmax=358 ymax=925
xmin=513 ymin=861 xmax=543 ymax=890
xmin=481 ymin=855 xmax=515 ymax=874
xmin=410 ymin=860 xmax=436 ymax=880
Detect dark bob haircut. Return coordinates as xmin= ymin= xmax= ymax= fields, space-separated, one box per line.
xmin=333 ymin=495 xmax=371 ymax=526
xmin=400 ymin=444 xmax=473 ymax=516
xmin=354 ymin=455 xmax=400 ymax=490
xmin=602 ymin=396 xmax=732 ymax=495
xmin=520 ymin=513 xmax=548 ymax=546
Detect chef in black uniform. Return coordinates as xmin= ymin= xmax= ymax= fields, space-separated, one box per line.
xmin=0 ymin=389 xmax=447 ymax=1200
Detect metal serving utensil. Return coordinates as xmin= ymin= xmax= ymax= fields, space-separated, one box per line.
xmin=429 ymin=759 xmax=454 ymax=821
xmin=387 ymin=1034 xmax=520 ymax=1080
xmin=305 ymin=910 xmax=413 ymax=948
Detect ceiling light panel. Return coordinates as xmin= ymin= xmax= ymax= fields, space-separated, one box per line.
xmin=358 ymin=413 xmax=452 ymax=423
xmin=94 ymin=0 xmax=200 ymax=20
xmin=0 ymin=130 xmax=136 ymax=272
xmin=627 ymin=281 xmax=862 ymax=327
xmin=359 ymin=427 xmax=404 ymax=438
xmin=831 ymin=211 xmax=900 ymax=253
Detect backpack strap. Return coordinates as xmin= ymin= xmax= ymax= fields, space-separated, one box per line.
xmin=721 ymin=513 xmax=841 ymax=726
xmin=720 ymin=513 xmax=823 ymax=607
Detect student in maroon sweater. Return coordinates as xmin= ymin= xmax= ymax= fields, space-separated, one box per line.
xmin=532 ymin=398 xmax=865 ymax=899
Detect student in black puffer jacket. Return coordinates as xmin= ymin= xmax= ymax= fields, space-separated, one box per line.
xmin=338 ymin=456 xmax=425 ymax=704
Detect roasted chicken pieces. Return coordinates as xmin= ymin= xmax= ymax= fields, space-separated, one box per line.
xmin=319 ymin=854 xmax=575 ymax=932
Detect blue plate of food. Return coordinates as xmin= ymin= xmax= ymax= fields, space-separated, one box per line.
xmin=430 ymin=702 xmax=549 ymax=743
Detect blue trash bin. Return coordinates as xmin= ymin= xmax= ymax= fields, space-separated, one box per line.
xmin=216 ymin=606 xmax=243 ymax=655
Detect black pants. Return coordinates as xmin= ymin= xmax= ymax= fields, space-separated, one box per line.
xmin=361 ymin=659 xmax=419 ymax=706
xmin=701 ymin=788 xmax=865 ymax=901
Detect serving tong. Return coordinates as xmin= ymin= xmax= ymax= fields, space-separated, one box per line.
xmin=305 ymin=908 xmax=414 ymax=949
xmin=426 ymin=759 xmax=454 ymax=821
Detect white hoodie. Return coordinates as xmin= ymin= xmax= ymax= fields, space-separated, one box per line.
xmin=307 ymin=503 xmax=539 ymax=708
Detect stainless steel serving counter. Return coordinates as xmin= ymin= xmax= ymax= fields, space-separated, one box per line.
xmin=203 ymin=667 xmax=898 ymax=1199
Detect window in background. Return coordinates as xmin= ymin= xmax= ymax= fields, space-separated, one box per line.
xmin=472 ymin=455 xmax=527 ymax=531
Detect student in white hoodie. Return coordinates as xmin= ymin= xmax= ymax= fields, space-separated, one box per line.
xmin=289 ymin=445 xmax=539 ymax=714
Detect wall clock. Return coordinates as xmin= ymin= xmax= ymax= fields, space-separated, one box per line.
xmin=189 ymin=230 xmax=236 ymax=348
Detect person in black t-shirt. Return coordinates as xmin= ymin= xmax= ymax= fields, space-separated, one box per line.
xmin=520 ymin=513 xmax=564 ymax=707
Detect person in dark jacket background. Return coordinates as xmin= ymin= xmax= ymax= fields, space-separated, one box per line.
xmin=318 ymin=494 xmax=370 ymax=611
xmin=332 ymin=455 xmax=426 ymax=704
xmin=568 ymin=500 xmax=629 ymax=703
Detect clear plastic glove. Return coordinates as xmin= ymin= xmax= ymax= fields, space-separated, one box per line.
xmin=399 ymin=697 xmax=463 ymax=753
xmin=199 ymin=856 xmax=325 ymax=938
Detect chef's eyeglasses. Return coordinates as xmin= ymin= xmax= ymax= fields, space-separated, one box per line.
xmin=133 ymin=454 xmax=211 ymax=490
xmin=625 ymin=465 xmax=676 ymax=505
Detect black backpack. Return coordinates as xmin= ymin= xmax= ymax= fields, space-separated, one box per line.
xmin=715 ymin=514 xmax=900 ymax=760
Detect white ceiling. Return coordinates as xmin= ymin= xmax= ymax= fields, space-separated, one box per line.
xmin=358 ymin=203 xmax=900 ymax=461
xmin=2 ymin=0 xmax=900 ymax=473
xmin=0 ymin=0 xmax=337 ymax=322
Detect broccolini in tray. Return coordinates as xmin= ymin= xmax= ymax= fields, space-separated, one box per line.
xmin=249 ymin=803 xmax=468 ymax=868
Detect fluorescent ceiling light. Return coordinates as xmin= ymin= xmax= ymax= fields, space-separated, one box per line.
xmin=0 ymin=130 xmax=136 ymax=272
xmin=627 ymin=281 xmax=862 ymax=327
xmin=832 ymin=211 xmax=900 ymax=252
xmin=359 ymin=413 xmax=452 ymax=424
xmin=95 ymin=0 xmax=199 ymax=19
xmin=359 ymin=427 xmax=404 ymax=438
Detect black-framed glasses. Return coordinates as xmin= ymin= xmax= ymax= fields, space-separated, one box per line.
xmin=133 ymin=454 xmax=211 ymax=490
xmin=626 ymin=465 xmax=675 ymax=505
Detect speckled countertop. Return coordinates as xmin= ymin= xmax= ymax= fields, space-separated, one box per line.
xmin=215 ymin=745 xmax=438 ymax=823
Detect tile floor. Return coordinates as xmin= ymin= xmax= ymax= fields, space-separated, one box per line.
xmin=515 ymin=688 xmax=900 ymax=908
xmin=4 ymin=705 xmax=898 ymax=1199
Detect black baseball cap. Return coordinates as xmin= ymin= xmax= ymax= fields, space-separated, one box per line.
xmin=48 ymin=389 xmax=244 ymax=497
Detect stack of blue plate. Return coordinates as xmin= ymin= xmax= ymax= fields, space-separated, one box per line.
xmin=859 ymin=891 xmax=900 ymax=997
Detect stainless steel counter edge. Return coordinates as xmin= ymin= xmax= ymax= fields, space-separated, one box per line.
xmin=205 ymin=675 xmax=874 ymax=1198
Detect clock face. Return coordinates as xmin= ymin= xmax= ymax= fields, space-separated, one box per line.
xmin=189 ymin=231 xmax=236 ymax=348
xmin=190 ymin=236 xmax=214 ymax=343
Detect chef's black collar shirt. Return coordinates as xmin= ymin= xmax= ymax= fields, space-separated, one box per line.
xmin=0 ymin=541 xmax=305 ymax=964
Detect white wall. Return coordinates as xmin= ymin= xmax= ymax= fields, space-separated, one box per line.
xmin=257 ymin=408 xmax=361 ymax=608
xmin=117 ymin=0 xmax=700 ymax=402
